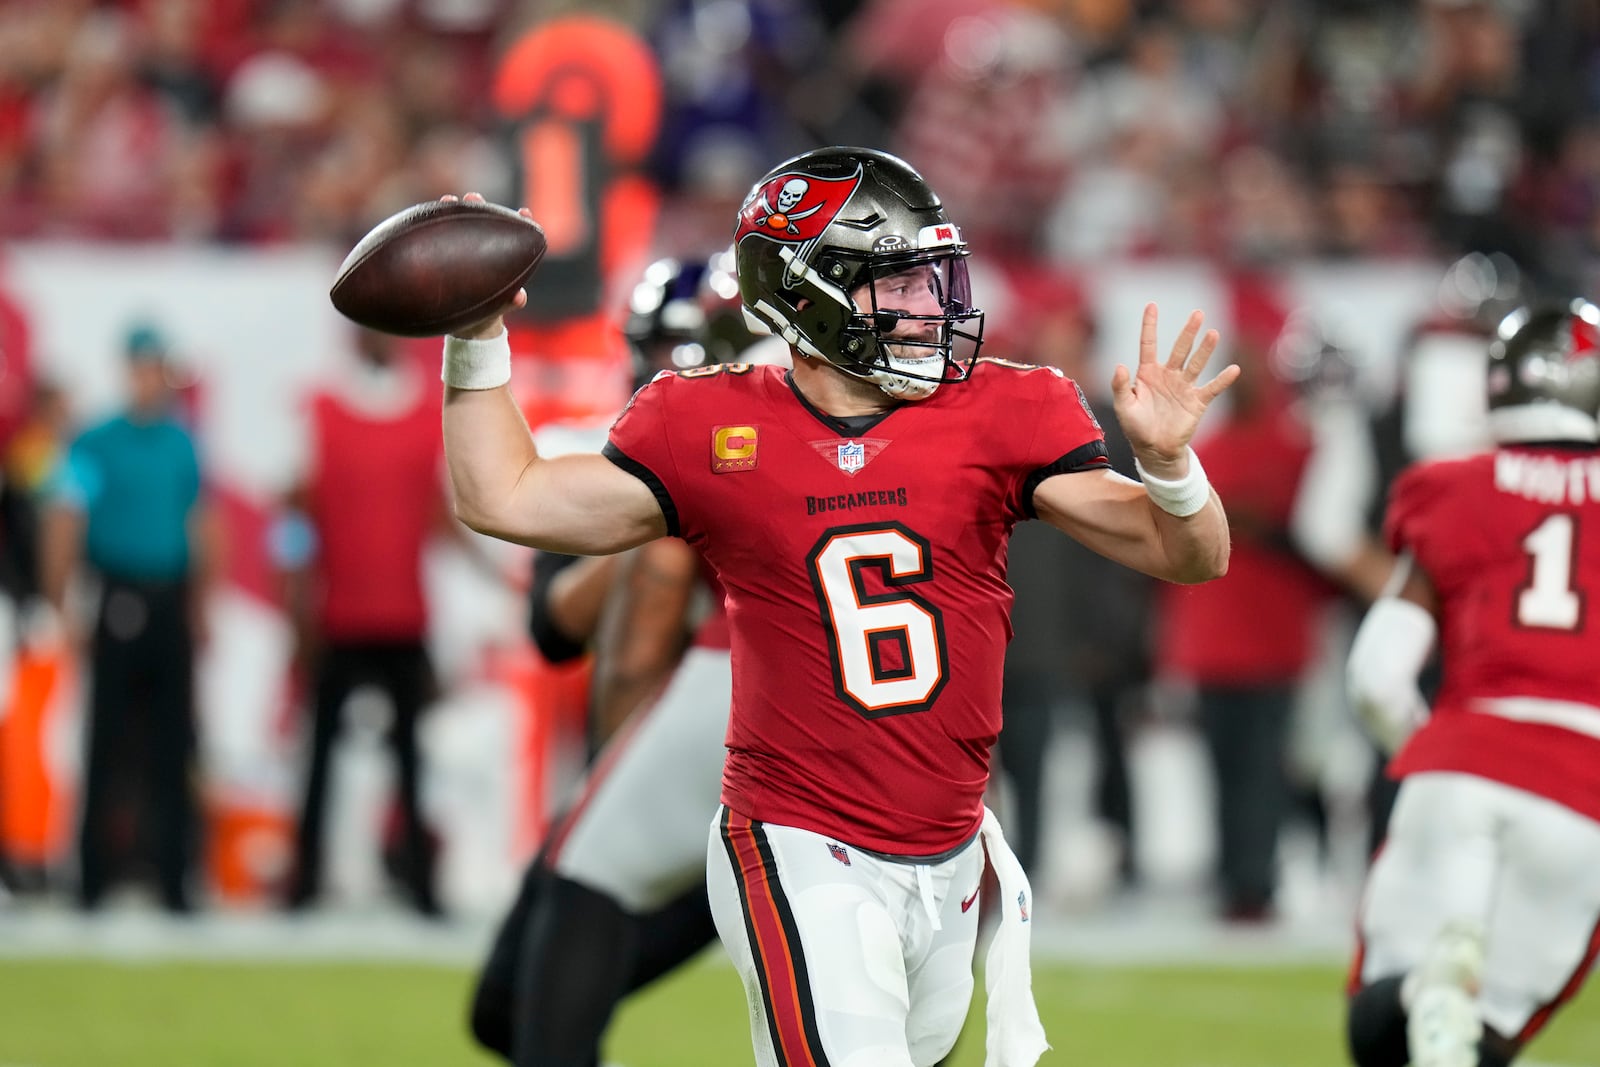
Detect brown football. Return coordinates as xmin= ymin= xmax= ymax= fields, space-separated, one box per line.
xmin=329 ymin=199 xmax=548 ymax=337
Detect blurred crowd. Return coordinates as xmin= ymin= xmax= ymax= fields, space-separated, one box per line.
xmin=0 ymin=0 xmax=1597 ymax=924
xmin=0 ymin=0 xmax=1597 ymax=287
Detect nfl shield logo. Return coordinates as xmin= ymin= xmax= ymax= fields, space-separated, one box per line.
xmin=827 ymin=843 xmax=851 ymax=866
xmin=836 ymin=440 xmax=865 ymax=473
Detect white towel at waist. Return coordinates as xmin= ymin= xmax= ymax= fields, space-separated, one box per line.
xmin=979 ymin=806 xmax=1049 ymax=1067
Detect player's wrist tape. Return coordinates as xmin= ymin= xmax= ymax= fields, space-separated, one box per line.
xmin=442 ymin=329 xmax=511 ymax=390
xmin=1134 ymin=447 xmax=1211 ymax=518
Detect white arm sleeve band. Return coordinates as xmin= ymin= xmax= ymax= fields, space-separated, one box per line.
xmin=442 ymin=329 xmax=512 ymax=390
xmin=1346 ymin=596 xmax=1437 ymax=754
xmin=1134 ymin=446 xmax=1212 ymax=518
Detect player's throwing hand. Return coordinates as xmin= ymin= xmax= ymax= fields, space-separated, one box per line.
xmin=1111 ymin=303 xmax=1240 ymax=479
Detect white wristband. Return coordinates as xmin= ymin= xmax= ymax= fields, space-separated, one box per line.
xmin=1134 ymin=447 xmax=1212 ymax=517
xmin=442 ymin=329 xmax=512 ymax=390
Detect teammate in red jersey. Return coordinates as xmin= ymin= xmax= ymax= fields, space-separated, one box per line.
xmin=1345 ymin=300 xmax=1600 ymax=1067
xmin=438 ymin=146 xmax=1238 ymax=1067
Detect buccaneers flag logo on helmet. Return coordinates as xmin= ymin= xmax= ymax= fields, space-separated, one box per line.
xmin=735 ymin=168 xmax=862 ymax=244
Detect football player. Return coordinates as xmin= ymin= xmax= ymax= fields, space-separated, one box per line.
xmin=1345 ymin=301 xmax=1600 ymax=1067
xmin=440 ymin=146 xmax=1238 ymax=1067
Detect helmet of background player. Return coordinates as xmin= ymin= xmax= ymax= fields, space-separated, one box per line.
xmin=1270 ymin=310 xmax=1360 ymax=400
xmin=1437 ymin=251 xmax=1525 ymax=334
xmin=624 ymin=258 xmax=714 ymax=390
xmin=1486 ymin=300 xmax=1600 ymax=445
xmin=733 ymin=146 xmax=984 ymax=401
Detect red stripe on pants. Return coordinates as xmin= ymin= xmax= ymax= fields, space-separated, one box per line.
xmin=726 ymin=811 xmax=820 ymax=1067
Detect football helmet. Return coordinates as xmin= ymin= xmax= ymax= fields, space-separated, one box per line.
xmin=733 ymin=147 xmax=984 ymax=400
xmin=1486 ymin=300 xmax=1600 ymax=444
xmin=624 ymin=257 xmax=717 ymax=389
xmin=1436 ymin=251 xmax=1524 ymax=334
xmin=1270 ymin=310 xmax=1360 ymax=399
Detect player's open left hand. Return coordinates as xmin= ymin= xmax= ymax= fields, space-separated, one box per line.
xmin=440 ymin=192 xmax=531 ymax=338
xmin=1111 ymin=303 xmax=1240 ymax=478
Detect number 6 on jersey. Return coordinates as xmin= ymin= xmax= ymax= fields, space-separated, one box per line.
xmin=808 ymin=523 xmax=950 ymax=717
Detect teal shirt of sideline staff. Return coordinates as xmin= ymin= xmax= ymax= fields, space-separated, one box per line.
xmin=57 ymin=413 xmax=202 ymax=582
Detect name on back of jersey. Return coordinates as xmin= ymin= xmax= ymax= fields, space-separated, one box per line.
xmin=1495 ymin=451 xmax=1600 ymax=506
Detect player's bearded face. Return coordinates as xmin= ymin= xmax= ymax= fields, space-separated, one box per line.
xmin=852 ymin=264 xmax=950 ymax=401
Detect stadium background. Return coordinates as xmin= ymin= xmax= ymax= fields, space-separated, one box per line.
xmin=0 ymin=0 xmax=1597 ymax=1064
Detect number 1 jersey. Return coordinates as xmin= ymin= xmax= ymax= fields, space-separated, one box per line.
xmin=605 ymin=361 xmax=1106 ymax=854
xmin=1385 ymin=446 xmax=1600 ymax=823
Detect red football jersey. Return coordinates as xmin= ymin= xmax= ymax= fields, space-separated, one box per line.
xmin=692 ymin=564 xmax=730 ymax=651
xmin=1385 ymin=446 xmax=1600 ymax=823
xmin=606 ymin=360 xmax=1107 ymax=853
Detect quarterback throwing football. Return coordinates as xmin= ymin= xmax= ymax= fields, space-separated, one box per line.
xmin=439 ymin=147 xmax=1238 ymax=1067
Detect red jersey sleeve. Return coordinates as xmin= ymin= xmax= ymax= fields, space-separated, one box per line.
xmin=1008 ymin=365 xmax=1109 ymax=520
xmin=1383 ymin=461 xmax=1447 ymax=556
xmin=602 ymin=373 xmax=686 ymax=538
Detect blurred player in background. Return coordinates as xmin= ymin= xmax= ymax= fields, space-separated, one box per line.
xmin=521 ymin=254 xmax=773 ymax=754
xmin=439 ymin=144 xmax=1238 ymax=1067
xmin=471 ymin=255 xmax=781 ymax=1067
xmin=472 ymin=543 xmax=728 ymax=1067
xmin=1345 ymin=301 xmax=1600 ymax=1067
xmin=1359 ymin=251 xmax=1516 ymax=852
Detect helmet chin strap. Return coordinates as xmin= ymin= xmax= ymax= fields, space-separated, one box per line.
xmin=860 ymin=351 xmax=945 ymax=401
xmin=873 ymin=375 xmax=940 ymax=401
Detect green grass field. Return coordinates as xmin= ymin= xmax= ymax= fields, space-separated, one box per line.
xmin=1 ymin=955 xmax=1596 ymax=1066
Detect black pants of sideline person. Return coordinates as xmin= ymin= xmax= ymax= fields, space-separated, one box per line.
xmin=77 ymin=577 xmax=198 ymax=913
xmin=286 ymin=638 xmax=438 ymax=916
xmin=999 ymin=668 xmax=1139 ymax=881
xmin=1198 ymin=683 xmax=1293 ymax=922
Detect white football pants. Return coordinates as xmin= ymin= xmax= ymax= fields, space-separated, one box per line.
xmin=1356 ymin=771 xmax=1600 ymax=1040
xmin=707 ymin=806 xmax=984 ymax=1067
xmin=550 ymin=648 xmax=732 ymax=912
